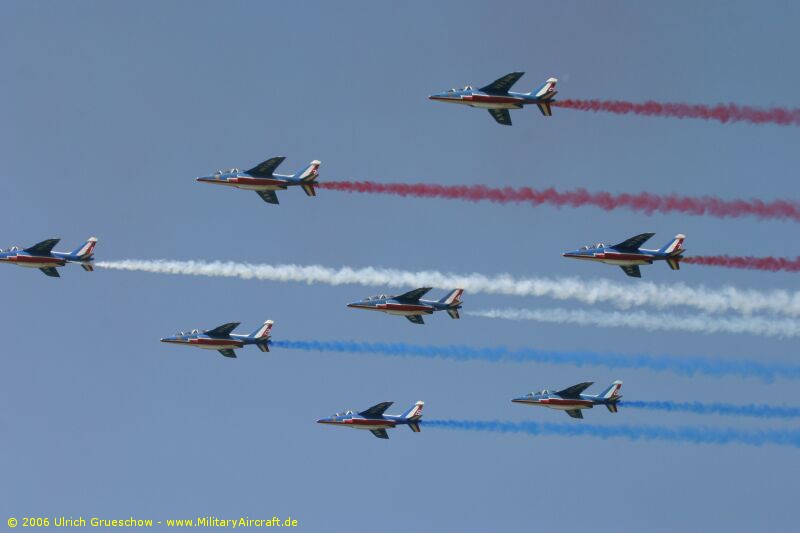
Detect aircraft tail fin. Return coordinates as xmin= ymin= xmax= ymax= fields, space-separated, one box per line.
xmin=297 ymin=160 xmax=321 ymax=183
xmin=533 ymin=77 xmax=558 ymax=99
xmin=70 ymin=237 xmax=98 ymax=260
xmin=438 ymin=289 xmax=464 ymax=306
xmin=249 ymin=320 xmax=274 ymax=340
xmin=401 ymin=401 xmax=424 ymax=421
xmin=598 ymin=380 xmax=623 ymax=402
xmin=658 ymin=234 xmax=686 ymax=255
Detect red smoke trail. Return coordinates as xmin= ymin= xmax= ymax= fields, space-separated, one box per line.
xmin=683 ymin=256 xmax=800 ymax=272
xmin=318 ymin=181 xmax=800 ymax=223
xmin=552 ymin=99 xmax=800 ymax=126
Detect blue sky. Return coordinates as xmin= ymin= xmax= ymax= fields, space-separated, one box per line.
xmin=1 ymin=1 xmax=799 ymax=531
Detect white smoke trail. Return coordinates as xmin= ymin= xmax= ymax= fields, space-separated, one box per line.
xmin=467 ymin=308 xmax=800 ymax=338
xmin=95 ymin=259 xmax=800 ymax=317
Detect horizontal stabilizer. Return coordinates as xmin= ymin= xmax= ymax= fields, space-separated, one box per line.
xmin=480 ymin=72 xmax=524 ymax=94
xmin=80 ymin=262 xmax=94 ymax=272
xmin=359 ymin=401 xmax=393 ymax=418
xmin=408 ymin=422 xmax=421 ymax=433
xmin=536 ymin=102 xmax=553 ymax=116
xmin=606 ymin=403 xmax=619 ymax=413
xmin=247 ymin=156 xmax=285 ymax=177
xmin=25 ymin=238 xmax=60 ymax=255
xmin=301 ymin=184 xmax=316 ymax=197
xmin=556 ymin=382 xmax=594 ymax=398
xmin=447 ymin=308 xmax=460 ymax=319
xmin=667 ymin=257 xmax=681 ymax=270
xmin=396 ymin=287 xmax=432 ymax=302
xmin=613 ymin=233 xmax=655 ymax=251
xmin=206 ymin=322 xmax=240 ymax=337
xmin=257 ymin=342 xmax=270 ymax=352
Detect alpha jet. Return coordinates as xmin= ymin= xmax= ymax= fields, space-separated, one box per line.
xmin=347 ymin=288 xmax=463 ymax=325
xmin=160 ymin=320 xmax=273 ymax=358
xmin=0 ymin=237 xmax=98 ymax=277
xmin=512 ymin=380 xmax=623 ymax=419
xmin=562 ymin=233 xmax=686 ymax=278
xmin=429 ymin=72 xmax=558 ymax=125
xmin=317 ymin=401 xmax=424 ymax=439
xmin=196 ymin=156 xmax=320 ymax=205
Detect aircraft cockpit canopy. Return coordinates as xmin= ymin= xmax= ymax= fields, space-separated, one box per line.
xmin=463 ymin=85 xmax=473 ymax=90
xmin=365 ymin=294 xmax=389 ymax=301
xmin=0 ymin=246 xmax=21 ymax=253
xmin=534 ymin=389 xmax=550 ymax=395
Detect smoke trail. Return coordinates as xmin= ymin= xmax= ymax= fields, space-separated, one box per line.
xmin=269 ymin=339 xmax=800 ymax=383
xmin=467 ymin=308 xmax=800 ymax=338
xmin=684 ymin=255 xmax=800 ymax=273
xmin=317 ymin=181 xmax=800 ymax=223
xmin=95 ymin=260 xmax=800 ymax=317
xmin=422 ymin=419 xmax=800 ymax=448
xmin=552 ymin=99 xmax=800 ymax=127
xmin=620 ymin=400 xmax=800 ymax=420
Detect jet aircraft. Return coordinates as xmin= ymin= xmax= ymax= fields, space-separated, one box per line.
xmin=347 ymin=288 xmax=463 ymax=324
xmin=196 ymin=156 xmax=321 ymax=205
xmin=512 ymin=380 xmax=623 ymax=419
xmin=428 ymin=72 xmax=558 ymax=125
xmin=562 ymin=233 xmax=686 ymax=278
xmin=0 ymin=237 xmax=98 ymax=277
xmin=317 ymin=401 xmax=424 ymax=439
xmin=160 ymin=320 xmax=273 ymax=358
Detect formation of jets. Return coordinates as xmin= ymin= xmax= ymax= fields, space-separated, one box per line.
xmin=7 ymin=73 xmax=690 ymax=441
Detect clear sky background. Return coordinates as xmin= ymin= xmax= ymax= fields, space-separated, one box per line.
xmin=1 ymin=1 xmax=799 ymax=531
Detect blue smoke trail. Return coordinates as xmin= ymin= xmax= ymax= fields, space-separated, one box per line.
xmin=422 ymin=419 xmax=800 ymax=448
xmin=270 ymin=339 xmax=800 ymax=383
xmin=620 ymin=400 xmax=800 ymax=419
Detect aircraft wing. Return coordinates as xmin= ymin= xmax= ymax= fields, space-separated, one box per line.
xmin=406 ymin=315 xmax=425 ymax=325
xmin=359 ymin=402 xmax=393 ymax=418
xmin=246 ymin=156 xmax=286 ymax=177
xmin=566 ymin=409 xmax=584 ymax=419
xmin=620 ymin=265 xmax=642 ymax=278
xmin=218 ymin=349 xmax=237 ymax=358
xmin=39 ymin=267 xmax=60 ymax=278
xmin=257 ymin=190 xmax=280 ymax=204
xmin=480 ymin=72 xmax=524 ymax=93
xmin=370 ymin=429 xmax=389 ymax=439
xmin=206 ymin=322 xmax=241 ymax=337
xmin=25 ymin=238 xmax=60 ymax=255
xmin=556 ymin=382 xmax=594 ymax=398
xmin=613 ymin=232 xmax=656 ymax=251
xmin=537 ymin=102 xmax=553 ymax=116
xmin=396 ymin=287 xmax=432 ymax=302
xmin=487 ymin=108 xmax=512 ymax=126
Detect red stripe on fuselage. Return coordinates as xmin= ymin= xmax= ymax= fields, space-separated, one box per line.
xmin=464 ymin=94 xmax=524 ymax=105
xmin=541 ymin=398 xmax=593 ymax=407
xmin=190 ymin=338 xmax=244 ymax=347
xmin=377 ymin=303 xmax=433 ymax=312
xmin=345 ymin=419 xmax=396 ymax=427
xmin=230 ymin=177 xmax=287 ymax=186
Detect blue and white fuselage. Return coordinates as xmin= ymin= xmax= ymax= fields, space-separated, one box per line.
xmin=563 ymin=232 xmax=686 ymax=278
xmin=347 ymin=287 xmax=463 ymax=325
xmin=160 ymin=320 xmax=274 ymax=358
xmin=196 ymin=156 xmax=320 ymax=205
xmin=429 ymin=72 xmax=557 ymax=125
xmin=317 ymin=401 xmax=424 ymax=439
xmin=0 ymin=237 xmax=98 ymax=277
xmin=513 ymin=381 xmax=623 ymax=419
